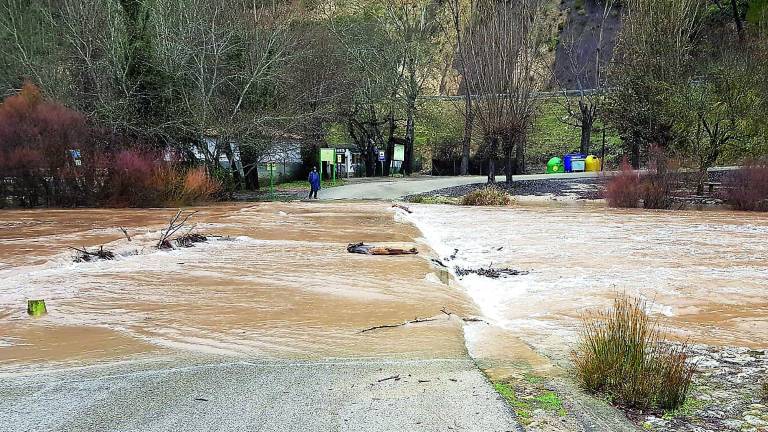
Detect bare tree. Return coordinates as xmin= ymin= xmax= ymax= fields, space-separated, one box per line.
xmin=463 ymin=0 xmax=546 ymax=183
xmin=447 ymin=0 xmax=474 ymax=175
xmin=153 ymin=0 xmax=297 ymax=181
xmin=381 ymin=0 xmax=448 ymax=175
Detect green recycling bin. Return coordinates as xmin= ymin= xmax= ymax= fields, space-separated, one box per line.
xmin=546 ymin=157 xmax=564 ymax=174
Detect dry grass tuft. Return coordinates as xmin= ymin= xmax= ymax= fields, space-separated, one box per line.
xmin=574 ymin=295 xmax=695 ymax=410
xmin=461 ymin=185 xmax=512 ymax=206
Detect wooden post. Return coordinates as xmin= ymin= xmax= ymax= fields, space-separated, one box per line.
xmin=27 ymin=299 xmax=47 ymax=316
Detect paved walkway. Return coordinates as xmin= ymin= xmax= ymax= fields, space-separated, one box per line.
xmin=0 ymin=357 xmax=520 ymax=432
xmin=320 ymin=172 xmax=603 ymax=200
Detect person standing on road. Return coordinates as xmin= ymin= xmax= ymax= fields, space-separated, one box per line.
xmin=308 ymin=166 xmax=321 ymax=199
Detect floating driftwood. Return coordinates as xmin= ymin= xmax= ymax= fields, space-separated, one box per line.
xmin=392 ymin=203 xmax=413 ymax=214
xmin=119 ymin=227 xmax=132 ymax=242
xmin=175 ymin=233 xmax=208 ymax=248
xmin=440 ymin=307 xmax=489 ymax=324
xmin=454 ymin=267 xmax=529 ymax=279
xmin=359 ymin=316 xmax=437 ymax=333
xmin=70 ymin=246 xmax=115 ymax=262
xmin=347 ymin=242 xmax=418 ymax=256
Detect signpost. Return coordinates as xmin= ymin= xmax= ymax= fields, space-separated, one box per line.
xmin=69 ymin=149 xmax=82 ymax=167
xmin=319 ymin=148 xmax=336 ymax=185
xmin=378 ymin=150 xmax=385 ymax=176
xmin=392 ymin=144 xmax=405 ymax=175
xmin=266 ymin=162 xmax=277 ymax=200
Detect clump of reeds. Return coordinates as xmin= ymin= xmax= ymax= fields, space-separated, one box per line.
xmin=573 ymin=295 xmax=696 ymax=410
xmin=461 ymin=185 xmax=512 ymax=206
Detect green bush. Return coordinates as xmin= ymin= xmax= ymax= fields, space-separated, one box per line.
xmin=574 ymin=295 xmax=696 ymax=410
xmin=461 ymin=185 xmax=512 ymax=206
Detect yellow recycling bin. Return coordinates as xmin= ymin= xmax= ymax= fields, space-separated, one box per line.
xmin=585 ymin=155 xmax=601 ymax=172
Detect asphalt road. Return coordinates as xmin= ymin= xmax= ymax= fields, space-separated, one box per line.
xmin=319 ymin=172 xmax=603 ymax=200
xmin=0 ymin=357 xmax=521 ymax=432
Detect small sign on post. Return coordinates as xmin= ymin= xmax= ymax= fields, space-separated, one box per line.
xmin=68 ymin=149 xmax=82 ymax=167
xmin=266 ymin=162 xmax=277 ymax=200
xmin=319 ymin=148 xmax=336 ymax=185
xmin=378 ymin=150 xmax=385 ymax=176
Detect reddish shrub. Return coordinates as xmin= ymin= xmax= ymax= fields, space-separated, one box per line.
xmin=0 ymin=83 xmax=222 ymax=208
xmin=722 ymin=162 xmax=768 ymax=211
xmin=181 ymin=167 xmax=221 ymax=204
xmin=107 ymin=149 xmax=162 ymax=207
xmin=0 ymin=82 xmax=94 ymax=206
xmin=604 ymin=160 xmax=641 ymax=208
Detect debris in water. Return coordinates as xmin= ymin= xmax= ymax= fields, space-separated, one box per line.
xmin=377 ymin=375 xmax=401 ymax=383
xmin=360 ymin=316 xmax=436 ymax=333
xmin=119 ymin=227 xmax=132 ymax=242
xmin=392 ymin=203 xmax=413 ymax=214
xmin=157 ymin=209 xmax=198 ymax=249
xmin=70 ymin=245 xmax=115 ymax=262
xmin=175 ymin=233 xmax=208 ymax=248
xmin=454 ymin=267 xmax=529 ymax=278
xmin=347 ymin=242 xmax=418 ymax=255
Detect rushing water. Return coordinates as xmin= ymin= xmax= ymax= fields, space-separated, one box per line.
xmin=0 ymin=203 xmax=474 ymax=371
xmin=1 ymin=202 xmax=767 ymax=373
xmin=408 ymin=204 xmax=768 ymax=358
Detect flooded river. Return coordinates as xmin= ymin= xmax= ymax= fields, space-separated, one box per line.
xmin=1 ymin=202 xmax=766 ymax=373
xmin=408 ymin=204 xmax=768 ymax=365
xmin=0 ymin=203 xmax=474 ymax=371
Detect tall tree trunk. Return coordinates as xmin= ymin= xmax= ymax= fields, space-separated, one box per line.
xmin=385 ymin=112 xmax=396 ymax=176
xmin=502 ymin=133 xmax=513 ymax=184
xmin=514 ymin=135 xmax=526 ymax=175
xmin=245 ymin=165 xmax=260 ymax=190
xmin=730 ymin=0 xmax=744 ymax=42
xmin=487 ymin=159 xmax=496 ymax=183
xmin=504 ymin=146 xmax=513 ymax=185
xmin=403 ymin=100 xmax=416 ymax=175
xmin=580 ymin=116 xmax=593 ymax=155
xmin=487 ymin=135 xmax=497 ymax=183
xmin=365 ymin=148 xmax=376 ymax=177
xmin=630 ymin=138 xmax=641 ymax=169
xmin=461 ymin=96 xmax=473 ymax=175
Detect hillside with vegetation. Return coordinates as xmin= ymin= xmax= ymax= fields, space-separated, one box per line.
xmin=1 ymin=0 xmax=767 ymax=206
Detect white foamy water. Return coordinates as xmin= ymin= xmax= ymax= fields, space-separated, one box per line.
xmin=408 ymin=204 xmax=768 ymax=347
xmin=0 ymin=203 xmax=474 ymax=368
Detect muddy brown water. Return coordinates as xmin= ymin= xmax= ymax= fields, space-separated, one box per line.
xmin=1 ymin=202 xmax=767 ymax=376
xmin=409 ymin=204 xmax=768 ymax=367
xmin=0 ymin=203 xmax=474 ymax=371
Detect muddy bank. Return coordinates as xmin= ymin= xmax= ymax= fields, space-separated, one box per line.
xmin=0 ymin=202 xmax=476 ymax=370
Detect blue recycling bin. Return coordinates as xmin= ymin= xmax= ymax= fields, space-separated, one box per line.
xmin=563 ymin=153 xmax=586 ymax=173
